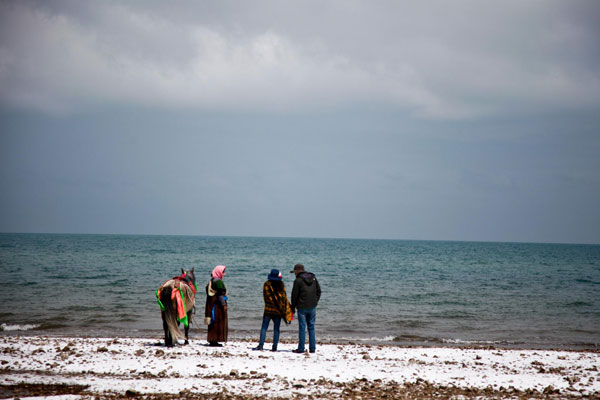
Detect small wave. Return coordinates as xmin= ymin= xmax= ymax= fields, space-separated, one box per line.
xmin=398 ymin=320 xmax=428 ymax=328
xmin=12 ymin=281 xmax=39 ymax=287
xmin=575 ymin=278 xmax=600 ymax=285
xmin=308 ymin=334 xmax=403 ymax=343
xmin=82 ymin=274 xmax=112 ymax=280
xmin=49 ymin=275 xmax=70 ymax=280
xmin=336 ymin=335 xmax=398 ymax=342
xmin=331 ymin=335 xmax=416 ymax=344
xmin=370 ymin=336 xmax=397 ymax=342
xmin=148 ymin=249 xmax=175 ymax=254
xmin=38 ymin=322 xmax=69 ymax=330
xmin=1 ymin=323 xmax=41 ymax=331
xmin=442 ymin=338 xmax=520 ymax=346
xmin=393 ymin=334 xmax=442 ymax=343
xmin=566 ymin=301 xmax=593 ymax=307
xmin=429 ymin=311 xmax=476 ymax=320
xmin=570 ymin=328 xmax=598 ymax=334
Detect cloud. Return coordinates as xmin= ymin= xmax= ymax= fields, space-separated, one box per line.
xmin=0 ymin=0 xmax=599 ymax=119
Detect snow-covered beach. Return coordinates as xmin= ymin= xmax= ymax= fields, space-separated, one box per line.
xmin=1 ymin=335 xmax=598 ymax=399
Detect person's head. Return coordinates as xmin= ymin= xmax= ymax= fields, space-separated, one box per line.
xmin=267 ymin=269 xmax=282 ymax=281
xmin=212 ymin=265 xmax=226 ymax=280
xmin=290 ymin=263 xmax=305 ymax=276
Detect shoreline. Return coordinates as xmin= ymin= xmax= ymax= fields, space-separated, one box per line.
xmin=3 ymin=324 xmax=598 ymax=353
xmin=0 ymin=327 xmax=600 ymax=353
xmin=1 ymin=335 xmax=599 ymax=399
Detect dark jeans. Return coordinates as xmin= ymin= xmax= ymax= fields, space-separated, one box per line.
xmin=297 ymin=307 xmax=316 ymax=352
xmin=258 ymin=314 xmax=281 ymax=350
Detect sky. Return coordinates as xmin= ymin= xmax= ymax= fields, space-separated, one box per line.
xmin=1 ymin=0 xmax=599 ymax=244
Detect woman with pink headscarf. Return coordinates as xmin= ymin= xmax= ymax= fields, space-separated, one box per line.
xmin=204 ymin=265 xmax=228 ymax=346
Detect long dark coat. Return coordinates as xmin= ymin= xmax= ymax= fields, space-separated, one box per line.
xmin=205 ymin=279 xmax=228 ymax=343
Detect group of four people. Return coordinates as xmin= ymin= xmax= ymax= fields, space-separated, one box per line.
xmin=204 ymin=264 xmax=322 ymax=353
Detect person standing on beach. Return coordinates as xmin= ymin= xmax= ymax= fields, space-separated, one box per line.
xmin=290 ymin=263 xmax=321 ymax=353
xmin=204 ymin=265 xmax=228 ymax=347
xmin=252 ymin=269 xmax=293 ymax=352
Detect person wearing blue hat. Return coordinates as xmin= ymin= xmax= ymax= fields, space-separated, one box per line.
xmin=252 ymin=269 xmax=293 ymax=351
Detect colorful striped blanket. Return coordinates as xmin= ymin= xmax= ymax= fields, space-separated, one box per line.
xmin=156 ymin=276 xmax=197 ymax=327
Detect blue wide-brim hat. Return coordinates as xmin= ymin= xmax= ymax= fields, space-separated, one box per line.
xmin=268 ymin=269 xmax=282 ymax=281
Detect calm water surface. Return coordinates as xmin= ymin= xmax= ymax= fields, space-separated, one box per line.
xmin=0 ymin=234 xmax=598 ymax=349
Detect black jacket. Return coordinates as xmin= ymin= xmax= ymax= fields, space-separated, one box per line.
xmin=291 ymin=272 xmax=321 ymax=312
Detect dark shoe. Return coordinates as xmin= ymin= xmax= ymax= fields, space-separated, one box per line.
xmin=309 ymin=349 xmax=316 ymax=353
xmin=252 ymin=346 xmax=263 ymax=351
xmin=292 ymin=349 xmax=305 ymax=354
xmin=208 ymin=342 xmax=223 ymax=347
xmin=271 ymin=348 xmax=277 ymax=352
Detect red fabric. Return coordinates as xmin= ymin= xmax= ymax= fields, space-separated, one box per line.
xmin=187 ymin=280 xmax=197 ymax=295
xmin=172 ymin=276 xmax=197 ymax=295
xmin=171 ymin=289 xmax=186 ymax=321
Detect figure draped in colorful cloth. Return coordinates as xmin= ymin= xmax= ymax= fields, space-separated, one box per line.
xmin=205 ymin=265 xmax=228 ymax=346
xmin=156 ymin=268 xmax=197 ymax=347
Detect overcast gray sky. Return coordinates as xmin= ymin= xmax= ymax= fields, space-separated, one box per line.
xmin=1 ymin=0 xmax=599 ymax=243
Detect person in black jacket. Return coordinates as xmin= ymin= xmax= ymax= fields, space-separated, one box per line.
xmin=290 ymin=263 xmax=321 ymax=353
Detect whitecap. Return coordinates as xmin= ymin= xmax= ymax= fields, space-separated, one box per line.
xmin=0 ymin=323 xmax=40 ymax=331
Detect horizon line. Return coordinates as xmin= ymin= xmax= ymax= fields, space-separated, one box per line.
xmin=1 ymin=231 xmax=598 ymax=247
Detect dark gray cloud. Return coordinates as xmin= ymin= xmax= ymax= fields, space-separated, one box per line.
xmin=1 ymin=0 xmax=599 ymax=117
xmin=1 ymin=1 xmax=599 ymax=243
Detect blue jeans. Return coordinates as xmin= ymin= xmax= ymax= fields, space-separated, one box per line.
xmin=297 ymin=307 xmax=316 ymax=352
xmin=258 ymin=315 xmax=281 ymax=350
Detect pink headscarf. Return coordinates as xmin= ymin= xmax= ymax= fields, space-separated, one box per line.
xmin=212 ymin=265 xmax=226 ymax=280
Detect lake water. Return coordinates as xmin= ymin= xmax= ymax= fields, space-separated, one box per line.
xmin=0 ymin=233 xmax=598 ymax=349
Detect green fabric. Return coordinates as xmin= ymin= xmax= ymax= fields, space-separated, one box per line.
xmin=156 ymin=285 xmax=191 ymax=327
xmin=177 ymin=287 xmax=189 ymax=327
xmin=155 ymin=290 xmax=165 ymax=311
xmin=213 ymin=279 xmax=226 ymax=291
